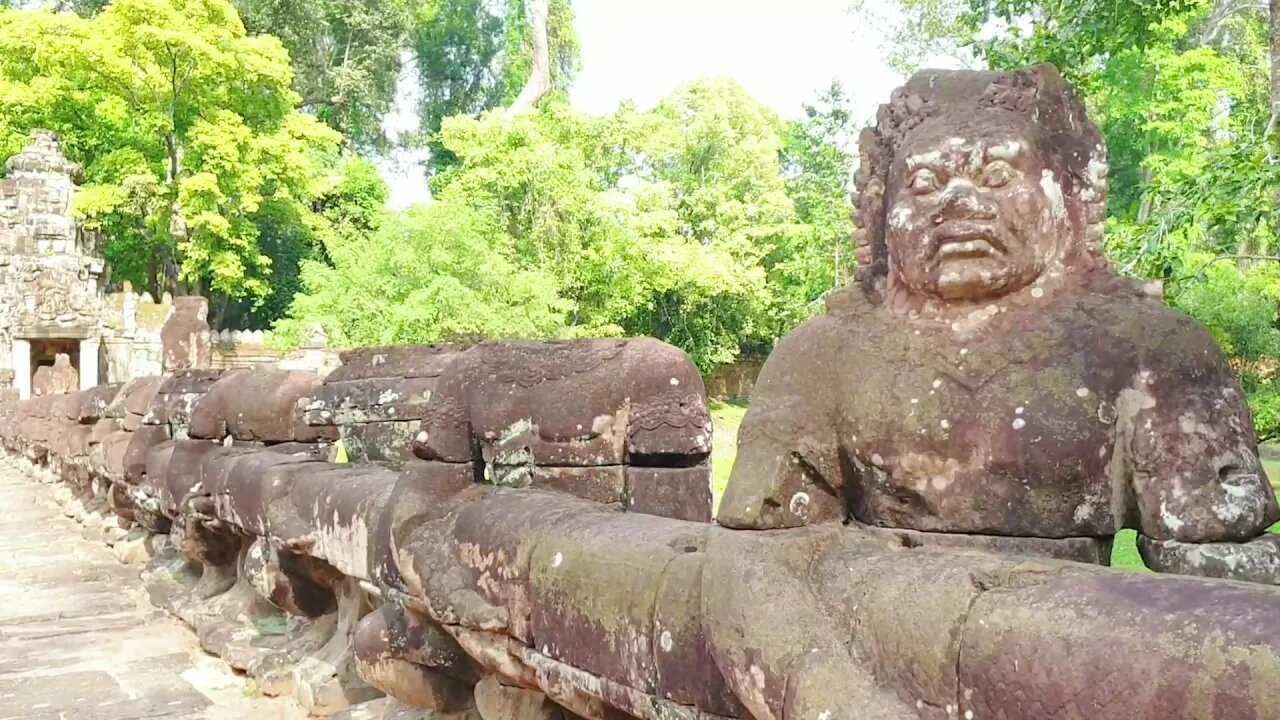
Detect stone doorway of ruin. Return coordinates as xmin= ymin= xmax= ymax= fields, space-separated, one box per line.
xmin=31 ymin=338 xmax=79 ymax=375
xmin=11 ymin=336 xmax=101 ymax=399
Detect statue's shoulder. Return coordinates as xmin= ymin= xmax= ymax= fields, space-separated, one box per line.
xmin=787 ymin=287 xmax=884 ymax=350
xmin=753 ymin=304 xmax=867 ymax=392
xmin=1073 ymin=279 xmax=1227 ymax=368
xmin=767 ymin=313 xmax=846 ymax=363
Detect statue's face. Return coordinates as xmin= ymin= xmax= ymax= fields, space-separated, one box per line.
xmin=885 ymin=126 xmax=1069 ymax=302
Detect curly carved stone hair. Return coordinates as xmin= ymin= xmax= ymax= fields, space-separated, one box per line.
xmin=853 ymin=64 xmax=1109 ymax=298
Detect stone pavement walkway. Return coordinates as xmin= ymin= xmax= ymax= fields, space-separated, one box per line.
xmin=0 ymin=462 xmax=305 ymax=720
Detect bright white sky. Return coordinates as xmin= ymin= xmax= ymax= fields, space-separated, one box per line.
xmin=572 ymin=0 xmax=902 ymax=121
xmin=382 ymin=1 xmax=909 ymax=208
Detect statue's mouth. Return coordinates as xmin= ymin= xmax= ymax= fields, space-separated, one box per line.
xmin=932 ymin=224 xmax=1004 ymax=260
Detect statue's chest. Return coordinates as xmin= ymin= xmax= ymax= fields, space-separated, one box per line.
xmin=836 ymin=316 xmax=1138 ymax=534
xmin=849 ymin=345 xmax=1107 ymax=454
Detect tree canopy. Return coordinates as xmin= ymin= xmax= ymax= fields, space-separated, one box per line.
xmin=233 ymin=0 xmax=412 ymax=149
xmin=0 ymin=0 xmax=343 ymax=319
xmin=278 ymin=78 xmax=855 ymax=372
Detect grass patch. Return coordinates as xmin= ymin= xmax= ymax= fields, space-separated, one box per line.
xmin=1109 ymin=530 xmax=1148 ymax=572
xmin=711 ymin=402 xmax=1280 ymax=568
xmin=710 ymin=400 xmax=749 ymax=513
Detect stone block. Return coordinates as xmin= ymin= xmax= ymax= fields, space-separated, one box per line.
xmin=529 ymin=513 xmax=709 ymax=694
xmin=306 ymin=377 xmax=439 ymax=425
xmin=486 ymin=464 xmax=625 ymax=505
xmin=625 ymin=466 xmax=712 ymax=523
xmin=190 ymin=368 xmax=338 ymax=444
xmin=327 ymin=344 xmax=456 ymax=383
xmin=339 ymin=421 xmax=421 ymax=464
xmin=160 ymin=296 xmax=211 ymax=372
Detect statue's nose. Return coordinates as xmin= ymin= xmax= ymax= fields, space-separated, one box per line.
xmin=938 ymin=179 xmax=996 ymax=220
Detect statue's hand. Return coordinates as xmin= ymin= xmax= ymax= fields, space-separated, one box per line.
xmin=1138 ymin=533 xmax=1280 ymax=586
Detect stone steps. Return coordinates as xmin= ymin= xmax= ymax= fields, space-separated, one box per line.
xmin=0 ymin=462 xmax=304 ymax=719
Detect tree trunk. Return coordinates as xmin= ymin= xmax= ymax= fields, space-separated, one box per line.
xmin=833 ymin=237 xmax=842 ymax=288
xmin=1264 ymin=0 xmax=1280 ymax=272
xmin=161 ymin=250 xmax=181 ymax=298
xmin=1137 ymin=142 xmax=1156 ymax=223
xmin=508 ymin=0 xmax=551 ymax=114
xmin=162 ymin=128 xmax=191 ymax=292
xmin=1269 ymin=0 xmax=1280 ymax=142
xmin=1197 ymin=0 xmax=1266 ymax=46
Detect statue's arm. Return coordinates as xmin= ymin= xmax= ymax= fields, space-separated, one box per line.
xmin=703 ymin=530 xmax=917 ymax=720
xmin=1121 ymin=315 xmax=1280 ymax=584
xmin=717 ymin=319 xmax=846 ymax=529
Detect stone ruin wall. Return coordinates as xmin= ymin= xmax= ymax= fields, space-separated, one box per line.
xmin=207 ymin=327 xmax=341 ymax=376
xmin=0 ymin=131 xmax=332 ymax=395
xmin=0 ymin=131 xmax=106 ymax=393
xmin=703 ymin=357 xmax=764 ymax=401
xmin=209 ymin=329 xmax=284 ymax=369
xmin=99 ymin=286 xmax=174 ymax=383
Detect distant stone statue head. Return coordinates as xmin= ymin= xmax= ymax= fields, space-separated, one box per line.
xmin=30 ymin=367 xmax=51 ymax=397
xmin=172 ymin=296 xmax=209 ymax=323
xmin=161 ymin=296 xmax=212 ymax=373
xmin=855 ymin=65 xmax=1109 ymax=313
xmin=5 ymin=129 xmax=82 ymax=180
xmin=32 ymin=354 xmax=78 ymax=396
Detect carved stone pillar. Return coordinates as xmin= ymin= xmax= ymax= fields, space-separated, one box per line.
xmin=79 ymin=338 xmax=99 ymax=390
xmin=12 ymin=338 xmax=30 ymax=400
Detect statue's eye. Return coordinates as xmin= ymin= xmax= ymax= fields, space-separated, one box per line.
xmin=908 ymin=169 xmax=941 ymax=194
xmin=981 ymin=161 xmax=1015 ymax=189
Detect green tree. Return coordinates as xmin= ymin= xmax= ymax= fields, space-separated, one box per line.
xmin=779 ymin=81 xmax=858 ymax=328
xmin=413 ymin=0 xmax=578 ymax=171
xmin=274 ymin=199 xmax=570 ymax=347
xmin=849 ymin=0 xmax=974 ymax=73
xmin=223 ymin=0 xmax=579 ymax=159
xmin=426 ymin=85 xmax=781 ymax=369
xmin=852 ymin=0 xmax=1207 ymax=83
xmin=641 ymin=78 xmax=821 ymax=353
xmin=234 ymin=0 xmax=412 ymax=149
xmin=0 ymin=0 xmax=342 ymax=319
xmin=283 ymin=78 xmax=842 ymax=371
xmin=1174 ymin=253 xmax=1280 ymax=440
xmin=0 ymin=0 xmax=110 ymax=13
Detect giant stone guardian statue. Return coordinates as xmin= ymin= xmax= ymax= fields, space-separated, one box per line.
xmin=719 ymin=64 xmax=1280 ymax=580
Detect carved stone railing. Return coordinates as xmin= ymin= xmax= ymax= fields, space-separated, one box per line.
xmin=2 ymin=332 xmax=1278 ymax=720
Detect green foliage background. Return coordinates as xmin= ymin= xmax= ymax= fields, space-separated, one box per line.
xmin=0 ymin=0 xmax=857 ymax=374
xmin=278 ymin=79 xmax=857 ymax=372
